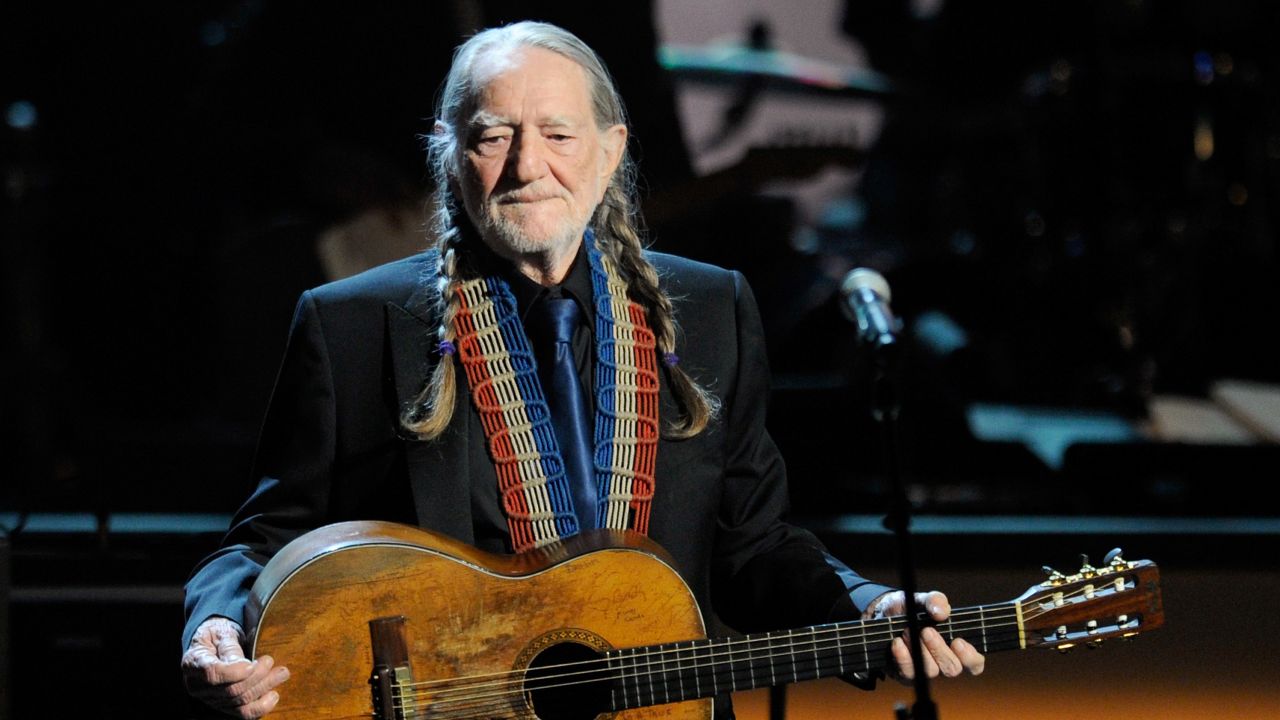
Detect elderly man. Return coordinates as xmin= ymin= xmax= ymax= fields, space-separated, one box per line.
xmin=180 ymin=21 xmax=983 ymax=719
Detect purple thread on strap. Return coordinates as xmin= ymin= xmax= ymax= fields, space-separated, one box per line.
xmin=438 ymin=339 xmax=457 ymax=356
xmin=663 ymin=352 xmax=679 ymax=368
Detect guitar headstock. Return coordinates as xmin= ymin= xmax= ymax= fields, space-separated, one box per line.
xmin=1014 ymin=549 xmax=1164 ymax=651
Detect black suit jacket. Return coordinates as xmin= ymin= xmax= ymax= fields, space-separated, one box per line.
xmin=183 ymin=249 xmax=892 ymax=649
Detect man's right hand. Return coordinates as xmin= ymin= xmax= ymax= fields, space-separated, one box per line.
xmin=181 ymin=616 xmax=291 ymax=719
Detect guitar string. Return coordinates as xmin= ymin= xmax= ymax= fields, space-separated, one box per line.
xmin=393 ymin=587 xmax=1099 ymax=709
xmin=393 ymin=603 xmax=1022 ymax=693
xmin=395 ymin=622 xmax=1113 ymax=718
xmin=368 ymin=579 xmax=1121 ymax=712
xmin=404 ymin=650 xmax=946 ymax=720
xmin=393 ymin=579 xmax=1119 ymax=712
xmin=395 ymin=612 xmax=1020 ymax=703
xmin=407 ymin=629 xmax=1030 ymax=718
xmin=394 ymin=617 xmax=1031 ymax=709
xmin=400 ymin=631 xmax=1035 ymax=720
xmin=406 ymin=643 xmax=1035 ymax=720
xmin=396 ymin=599 xmax=1039 ymax=696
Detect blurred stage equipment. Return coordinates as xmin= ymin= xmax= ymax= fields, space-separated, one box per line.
xmin=658 ymin=41 xmax=896 ymax=99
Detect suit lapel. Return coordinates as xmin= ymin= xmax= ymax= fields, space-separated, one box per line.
xmin=653 ymin=361 xmax=678 ymax=519
xmin=385 ymin=300 xmax=476 ymax=544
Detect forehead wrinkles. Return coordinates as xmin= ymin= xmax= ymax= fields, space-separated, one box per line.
xmin=463 ymin=46 xmax=597 ymax=129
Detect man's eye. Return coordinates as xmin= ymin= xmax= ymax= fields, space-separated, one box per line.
xmin=547 ymin=134 xmax=573 ymax=143
xmin=473 ymin=135 xmax=509 ymax=154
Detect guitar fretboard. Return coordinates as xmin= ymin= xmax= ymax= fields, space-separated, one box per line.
xmin=605 ymin=601 xmax=1022 ymax=711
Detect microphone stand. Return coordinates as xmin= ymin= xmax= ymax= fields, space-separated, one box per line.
xmin=864 ymin=335 xmax=938 ymax=720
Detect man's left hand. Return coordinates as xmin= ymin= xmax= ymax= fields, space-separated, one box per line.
xmin=865 ymin=590 xmax=986 ymax=680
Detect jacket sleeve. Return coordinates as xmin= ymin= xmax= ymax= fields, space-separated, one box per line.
xmin=182 ymin=290 xmax=338 ymax=648
xmin=710 ymin=271 xmax=894 ymax=632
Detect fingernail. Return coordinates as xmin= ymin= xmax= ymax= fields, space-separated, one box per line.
xmin=267 ymin=691 xmax=280 ymax=706
xmin=276 ymin=667 xmax=290 ymax=681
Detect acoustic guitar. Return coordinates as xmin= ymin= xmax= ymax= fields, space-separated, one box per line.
xmin=245 ymin=521 xmax=1163 ymax=719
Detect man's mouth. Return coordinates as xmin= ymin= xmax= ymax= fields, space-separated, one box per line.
xmin=498 ymin=195 xmax=557 ymax=204
xmin=495 ymin=186 xmax=564 ymax=204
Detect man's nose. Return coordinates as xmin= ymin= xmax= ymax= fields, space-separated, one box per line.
xmin=506 ymin=131 xmax=547 ymax=183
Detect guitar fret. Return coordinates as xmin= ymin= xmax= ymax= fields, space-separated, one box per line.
xmin=835 ymin=625 xmax=844 ymax=676
xmin=618 ymin=646 xmax=626 ymax=709
xmin=692 ymin=640 xmax=702 ymax=701
xmin=631 ymin=646 xmax=643 ymax=710
xmin=783 ymin=625 xmax=793 ymax=681
xmin=694 ymin=639 xmax=704 ymax=699
xmin=710 ymin=638 xmax=720 ymax=696
xmin=796 ymin=628 xmax=815 ymax=683
xmin=665 ymin=632 xmax=675 ymax=702
xmin=647 ymin=644 xmax=656 ymax=708
xmin=810 ymin=628 xmax=819 ymax=679
xmin=732 ymin=635 xmax=742 ymax=691
xmin=980 ymin=605 xmax=988 ymax=653
xmin=762 ymin=627 xmax=773 ymax=681
xmin=674 ymin=641 xmax=686 ymax=701
xmin=607 ymin=650 xmax=618 ymax=711
xmin=620 ymin=647 xmax=629 ymax=710
xmin=744 ymin=634 xmax=757 ymax=690
xmin=861 ymin=621 xmax=871 ymax=674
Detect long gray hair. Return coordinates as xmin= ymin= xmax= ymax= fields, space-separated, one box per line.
xmin=403 ymin=21 xmax=718 ymax=440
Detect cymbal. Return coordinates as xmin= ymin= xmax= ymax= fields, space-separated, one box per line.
xmin=658 ymin=42 xmax=896 ymax=99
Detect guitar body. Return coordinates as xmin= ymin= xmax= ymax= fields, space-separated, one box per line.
xmin=246 ymin=521 xmax=712 ymax=720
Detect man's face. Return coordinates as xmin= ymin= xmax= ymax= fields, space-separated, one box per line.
xmin=454 ymin=46 xmax=626 ymax=281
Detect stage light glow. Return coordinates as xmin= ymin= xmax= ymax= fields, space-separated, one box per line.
xmin=1193 ymin=51 xmax=1214 ymax=85
xmin=6 ymin=100 xmax=37 ymax=130
xmin=200 ymin=21 xmax=227 ymax=47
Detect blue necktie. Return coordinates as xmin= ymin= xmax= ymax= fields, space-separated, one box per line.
xmin=537 ymin=296 xmax=597 ymax=530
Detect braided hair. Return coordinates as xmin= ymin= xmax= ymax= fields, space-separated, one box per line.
xmin=402 ymin=21 xmax=718 ymax=441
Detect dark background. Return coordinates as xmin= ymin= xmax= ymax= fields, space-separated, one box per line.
xmin=2 ymin=1 xmax=1278 ymax=717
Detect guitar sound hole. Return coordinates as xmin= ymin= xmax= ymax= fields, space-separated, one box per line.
xmin=525 ymin=641 xmax=611 ymax=720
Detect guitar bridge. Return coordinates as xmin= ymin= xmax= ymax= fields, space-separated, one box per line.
xmin=369 ymin=616 xmax=417 ymax=720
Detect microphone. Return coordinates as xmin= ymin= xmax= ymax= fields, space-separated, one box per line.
xmin=840 ymin=268 xmax=899 ymax=349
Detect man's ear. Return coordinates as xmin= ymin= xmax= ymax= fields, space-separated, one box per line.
xmin=598 ymin=123 xmax=628 ymax=183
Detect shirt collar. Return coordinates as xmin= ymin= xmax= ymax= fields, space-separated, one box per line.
xmin=493 ymin=242 xmax=595 ymax=326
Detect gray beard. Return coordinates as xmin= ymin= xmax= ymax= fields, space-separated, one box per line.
xmin=477 ymin=200 xmax=591 ymax=259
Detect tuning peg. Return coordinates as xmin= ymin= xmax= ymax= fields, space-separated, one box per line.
xmin=1104 ymin=547 xmax=1126 ymax=566
xmin=1078 ymin=554 xmax=1097 ymax=577
xmin=1042 ymin=566 xmax=1066 ymax=585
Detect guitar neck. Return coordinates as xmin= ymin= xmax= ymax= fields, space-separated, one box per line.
xmin=607 ymin=601 xmax=1021 ymax=711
